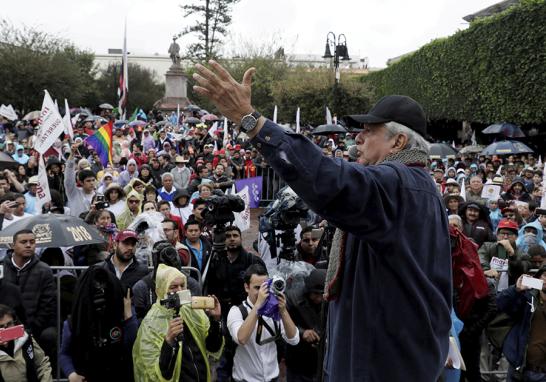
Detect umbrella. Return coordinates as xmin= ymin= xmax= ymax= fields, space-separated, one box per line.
xmin=114 ymin=120 xmax=128 ymax=128
xmin=155 ymin=120 xmax=171 ymax=127
xmin=129 ymin=120 xmax=147 ymax=127
xmin=429 ymin=143 xmax=458 ymax=158
xmin=0 ymin=152 xmax=16 ymax=170
xmin=70 ymin=107 xmax=92 ymax=117
xmin=184 ymin=104 xmax=201 ymax=112
xmin=98 ymin=103 xmax=114 ymax=110
xmin=84 ymin=115 xmax=107 ymax=123
xmin=482 ymin=123 xmax=525 ymax=138
xmin=312 ymin=124 xmax=347 ymax=136
xmin=185 ymin=117 xmax=201 ymax=125
xmin=459 ymin=145 xmax=484 ymax=154
xmin=0 ymin=214 xmax=106 ymax=247
xmin=22 ymin=110 xmax=40 ymax=120
xmin=201 ymin=114 xmax=219 ymax=122
xmin=480 ymin=140 xmax=534 ymax=156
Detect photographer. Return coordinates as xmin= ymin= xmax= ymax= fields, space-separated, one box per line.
xmin=0 ymin=304 xmax=52 ymax=381
xmin=206 ymin=225 xmax=266 ymax=382
xmin=133 ymin=264 xmax=223 ymax=381
xmin=227 ymin=264 xmax=299 ymax=382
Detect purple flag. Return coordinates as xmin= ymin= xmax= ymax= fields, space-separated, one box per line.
xmin=235 ymin=176 xmax=262 ymax=208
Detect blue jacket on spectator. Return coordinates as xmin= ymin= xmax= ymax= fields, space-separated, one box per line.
xmin=496 ymin=285 xmax=539 ymax=368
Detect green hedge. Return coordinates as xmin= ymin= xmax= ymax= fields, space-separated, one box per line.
xmin=361 ymin=0 xmax=546 ymax=124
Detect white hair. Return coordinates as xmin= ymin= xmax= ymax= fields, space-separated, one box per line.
xmin=383 ymin=121 xmax=430 ymax=154
xmin=448 ymin=214 xmax=463 ymax=229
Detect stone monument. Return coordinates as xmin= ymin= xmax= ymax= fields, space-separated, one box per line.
xmin=154 ymin=37 xmax=191 ymax=112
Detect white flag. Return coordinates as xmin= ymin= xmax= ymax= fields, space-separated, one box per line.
xmin=295 ymin=107 xmax=300 ymax=134
xmin=36 ymin=155 xmax=52 ymax=213
xmin=233 ymin=186 xmax=250 ymax=231
xmin=223 ymin=117 xmax=229 ymax=148
xmin=34 ymin=90 xmax=65 ymax=154
xmin=273 ymin=105 xmax=278 ymax=124
xmin=460 ymin=179 xmax=466 ymax=201
xmin=541 ymin=162 xmax=546 ymax=210
xmin=326 ymin=106 xmax=332 ymax=125
xmin=471 ymin=130 xmax=477 ymax=146
xmin=63 ymin=99 xmax=74 ymax=139
xmin=0 ymin=104 xmax=17 ymax=120
xmin=538 ymin=155 xmax=542 ymax=167
xmin=208 ymin=121 xmax=219 ymax=138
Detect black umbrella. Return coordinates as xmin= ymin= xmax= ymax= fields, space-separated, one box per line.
xmin=0 ymin=214 xmax=106 ymax=247
xmin=482 ymin=123 xmax=525 ymax=138
xmin=0 ymin=152 xmax=16 ymax=170
xmin=312 ymin=124 xmax=347 ymax=136
xmin=480 ymin=140 xmax=534 ymax=156
xmin=429 ymin=143 xmax=458 ymax=158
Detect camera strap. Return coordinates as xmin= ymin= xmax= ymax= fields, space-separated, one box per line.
xmin=255 ymin=315 xmax=281 ymax=346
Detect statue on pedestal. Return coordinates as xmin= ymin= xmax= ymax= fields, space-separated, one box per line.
xmin=168 ymin=37 xmax=181 ymax=66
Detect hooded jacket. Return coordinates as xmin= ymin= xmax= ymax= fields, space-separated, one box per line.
xmin=117 ymin=190 xmax=142 ymax=230
xmin=2 ymin=254 xmax=56 ymax=336
xmin=132 ymin=264 xmax=223 ymax=382
xmin=516 ymin=219 xmax=546 ymax=253
xmin=119 ymin=160 xmax=140 ymax=188
xmin=501 ymin=177 xmax=532 ymax=203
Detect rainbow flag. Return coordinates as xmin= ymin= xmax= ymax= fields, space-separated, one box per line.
xmin=85 ymin=121 xmax=113 ymax=167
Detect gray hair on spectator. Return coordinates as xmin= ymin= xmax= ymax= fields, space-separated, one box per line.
xmin=383 ymin=121 xmax=430 ymax=154
xmin=448 ymin=214 xmax=463 ymax=229
xmin=161 ymin=172 xmax=173 ymax=181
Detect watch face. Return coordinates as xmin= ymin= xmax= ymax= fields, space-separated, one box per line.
xmin=241 ymin=115 xmax=257 ymax=132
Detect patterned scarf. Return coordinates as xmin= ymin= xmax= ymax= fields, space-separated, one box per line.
xmin=324 ymin=149 xmax=428 ymax=300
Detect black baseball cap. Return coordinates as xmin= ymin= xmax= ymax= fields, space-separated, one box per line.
xmin=343 ymin=95 xmax=427 ymax=136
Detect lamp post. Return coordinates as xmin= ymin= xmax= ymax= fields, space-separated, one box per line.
xmin=322 ymin=32 xmax=351 ymax=84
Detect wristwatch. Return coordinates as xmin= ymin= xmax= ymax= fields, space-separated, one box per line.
xmin=240 ymin=111 xmax=261 ymax=133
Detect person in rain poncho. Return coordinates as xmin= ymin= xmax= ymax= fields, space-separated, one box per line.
xmin=132 ymin=264 xmax=223 ymax=382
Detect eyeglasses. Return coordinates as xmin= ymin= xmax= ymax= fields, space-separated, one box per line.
xmin=498 ymin=231 xmax=516 ymax=237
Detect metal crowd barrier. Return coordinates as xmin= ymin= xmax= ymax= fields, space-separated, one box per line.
xmin=50 ymin=265 xmax=202 ymax=381
xmin=257 ymin=166 xmax=286 ymax=205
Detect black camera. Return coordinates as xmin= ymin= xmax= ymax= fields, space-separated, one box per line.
xmin=260 ymin=187 xmax=309 ymax=231
xmin=95 ymin=194 xmax=110 ymax=210
xmin=202 ymin=194 xmax=245 ymax=225
xmin=160 ymin=292 xmax=181 ymax=312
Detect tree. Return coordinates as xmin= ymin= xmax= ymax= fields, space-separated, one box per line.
xmin=179 ymin=0 xmax=240 ymax=60
xmin=94 ymin=63 xmax=164 ymax=113
xmin=0 ymin=20 xmax=97 ymax=113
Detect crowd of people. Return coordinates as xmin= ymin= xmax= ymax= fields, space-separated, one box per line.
xmin=0 ymin=98 xmax=545 ymax=382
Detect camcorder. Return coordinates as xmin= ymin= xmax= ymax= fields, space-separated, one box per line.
xmin=202 ymin=194 xmax=245 ymax=226
xmin=160 ymin=290 xmax=215 ymax=313
xmin=260 ymin=187 xmax=309 ymax=232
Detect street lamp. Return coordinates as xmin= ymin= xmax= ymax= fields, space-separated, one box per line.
xmin=322 ymin=32 xmax=351 ymax=83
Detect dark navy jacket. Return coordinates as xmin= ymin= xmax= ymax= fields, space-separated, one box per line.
xmin=496 ymin=286 xmax=538 ymax=368
xmin=251 ymin=120 xmax=452 ymax=381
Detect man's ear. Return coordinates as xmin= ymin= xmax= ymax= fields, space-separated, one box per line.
xmin=392 ymin=133 xmax=409 ymax=152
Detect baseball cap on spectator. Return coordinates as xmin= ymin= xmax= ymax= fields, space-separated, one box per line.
xmin=466 ymin=202 xmax=481 ymax=211
xmin=446 ymin=179 xmax=459 ymax=185
xmin=496 ymin=218 xmax=519 ymax=234
xmin=342 ymin=95 xmax=427 ymax=136
xmin=470 ymin=163 xmax=478 ymax=169
xmin=305 ymin=269 xmax=327 ymax=294
xmin=116 ymin=230 xmax=138 ymax=243
xmin=28 ymin=176 xmax=39 ymax=185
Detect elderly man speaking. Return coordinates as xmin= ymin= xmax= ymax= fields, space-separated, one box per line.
xmin=193 ymin=61 xmax=452 ymax=382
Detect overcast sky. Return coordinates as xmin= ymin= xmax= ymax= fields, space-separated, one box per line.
xmin=3 ymin=0 xmax=500 ymax=67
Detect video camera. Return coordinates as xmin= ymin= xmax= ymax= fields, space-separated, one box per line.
xmin=259 ymin=187 xmax=309 ymax=231
xmin=202 ymin=194 xmax=245 ymax=226
xmin=94 ymin=194 xmax=110 ymax=210
xmin=160 ymin=290 xmax=215 ymax=313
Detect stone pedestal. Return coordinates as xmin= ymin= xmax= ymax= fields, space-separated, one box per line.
xmin=154 ymin=64 xmax=191 ymax=112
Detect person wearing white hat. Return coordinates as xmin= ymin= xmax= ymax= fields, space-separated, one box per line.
xmin=23 ymin=176 xmax=39 ymax=215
